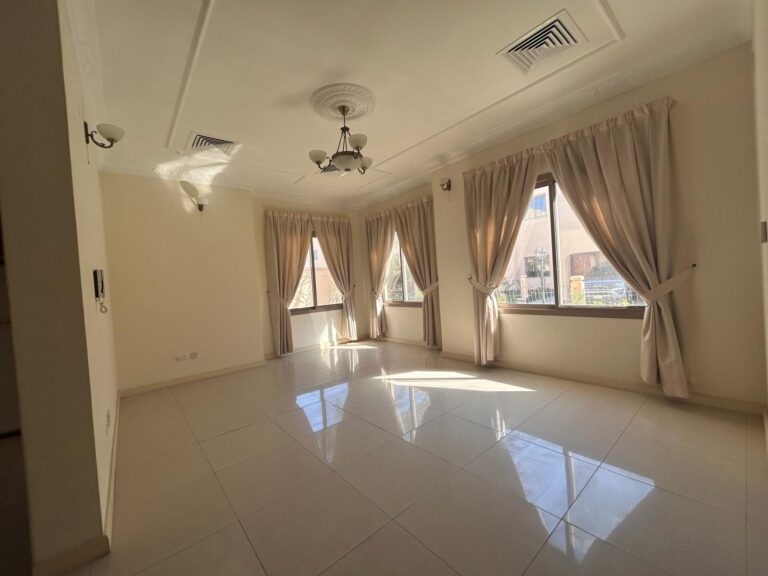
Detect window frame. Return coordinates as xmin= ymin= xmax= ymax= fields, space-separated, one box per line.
xmin=499 ymin=173 xmax=644 ymax=320
xmin=383 ymin=234 xmax=423 ymax=308
xmin=290 ymin=232 xmax=344 ymax=316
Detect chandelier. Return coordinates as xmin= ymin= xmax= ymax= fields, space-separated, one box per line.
xmin=308 ymin=105 xmax=372 ymax=174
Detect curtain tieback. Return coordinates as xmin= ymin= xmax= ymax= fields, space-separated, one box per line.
xmin=267 ymin=291 xmax=290 ymax=308
xmin=422 ymin=281 xmax=439 ymax=296
xmin=468 ymin=277 xmax=495 ymax=296
xmin=642 ymin=265 xmax=696 ymax=303
xmin=342 ymin=289 xmax=354 ymax=299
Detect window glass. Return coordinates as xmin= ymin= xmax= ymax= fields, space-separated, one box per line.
xmin=403 ymin=260 xmax=423 ymax=302
xmin=498 ymin=185 xmax=556 ymax=305
xmin=289 ymin=247 xmax=314 ymax=309
xmin=383 ymin=235 xmax=404 ymax=301
xmin=554 ymin=186 xmax=644 ymax=307
xmin=312 ymin=237 xmax=343 ymax=306
xmin=383 ymin=233 xmax=423 ymax=302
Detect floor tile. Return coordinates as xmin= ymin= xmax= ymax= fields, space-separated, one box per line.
xmin=200 ymin=419 xmax=293 ymax=471
xmin=746 ymin=416 xmax=767 ymax=469
xmin=514 ymin=385 xmax=646 ymax=463
xmin=173 ymin=387 xmax=266 ymax=441
xmin=117 ymin=390 xmax=197 ymax=469
xmin=465 ymin=435 xmax=596 ymax=517
xmin=321 ymin=522 xmax=458 ymax=576
xmin=217 ymin=441 xmax=331 ymax=517
xmin=117 ymin=444 xmax=212 ymax=502
xmin=241 ymin=474 xmax=388 ymax=576
xmin=94 ymin=475 xmax=236 ymax=576
xmin=747 ymin=520 xmax=768 ymax=576
xmin=135 ymin=524 xmax=265 ymax=576
xmin=273 ymin=401 xmax=350 ymax=438
xmin=297 ymin=415 xmax=396 ymax=469
xmin=337 ymin=439 xmax=457 ymax=516
xmin=338 ymin=388 xmax=445 ymax=436
xmin=566 ymin=468 xmax=745 ymax=576
xmin=397 ymin=470 xmax=559 ymax=576
xmin=524 ymin=521 xmax=668 ymax=576
xmin=237 ymin=382 xmax=325 ymax=418
xmin=451 ymin=380 xmax=566 ymax=438
xmin=747 ymin=460 xmax=768 ymax=525
xmin=626 ymin=398 xmax=746 ymax=462
xmin=402 ymin=413 xmax=499 ymax=467
xmin=604 ymin=427 xmax=745 ymax=514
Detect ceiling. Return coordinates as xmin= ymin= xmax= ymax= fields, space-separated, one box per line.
xmin=67 ymin=0 xmax=752 ymax=208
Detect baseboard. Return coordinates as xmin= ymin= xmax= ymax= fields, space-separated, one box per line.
xmin=32 ymin=534 xmax=109 ymax=576
xmin=495 ymin=358 xmax=763 ymax=415
xmin=104 ymin=395 xmax=120 ymax=543
xmin=440 ymin=350 xmax=475 ymax=363
xmin=118 ymin=360 xmax=266 ymax=397
xmin=382 ymin=336 xmax=425 ymax=347
xmin=438 ymin=351 xmax=763 ymax=415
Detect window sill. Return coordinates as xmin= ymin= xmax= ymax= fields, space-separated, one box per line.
xmin=498 ymin=305 xmax=645 ymax=319
xmin=383 ymin=301 xmax=423 ymax=308
xmin=290 ymin=304 xmax=343 ymax=316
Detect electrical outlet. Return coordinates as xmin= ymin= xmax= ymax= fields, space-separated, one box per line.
xmin=189 ymin=352 xmax=198 ymax=360
xmin=175 ymin=354 xmax=188 ymax=362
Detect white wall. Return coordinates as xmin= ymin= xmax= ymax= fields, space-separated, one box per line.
xmin=383 ymin=307 xmax=424 ymax=344
xmin=101 ymin=173 xmax=265 ymax=391
xmin=368 ymin=45 xmax=766 ymax=406
xmin=0 ymin=0 xmax=107 ymax=568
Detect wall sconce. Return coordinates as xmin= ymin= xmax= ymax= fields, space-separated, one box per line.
xmin=180 ymin=181 xmax=208 ymax=214
xmin=84 ymin=121 xmax=125 ymax=149
xmin=439 ymin=177 xmax=452 ymax=191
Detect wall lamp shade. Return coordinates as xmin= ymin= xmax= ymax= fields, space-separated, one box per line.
xmin=84 ymin=121 xmax=125 ymax=149
xmin=180 ymin=181 xmax=208 ymax=213
xmin=439 ymin=177 xmax=452 ymax=191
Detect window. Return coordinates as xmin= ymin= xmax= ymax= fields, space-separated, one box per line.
xmin=383 ymin=233 xmax=423 ymax=304
xmin=289 ymin=235 xmax=343 ymax=313
xmin=499 ymin=175 xmax=644 ymax=317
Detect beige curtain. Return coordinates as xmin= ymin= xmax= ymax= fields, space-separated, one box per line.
xmin=312 ymin=215 xmax=357 ymax=341
xmin=265 ymin=211 xmax=313 ymax=356
xmin=464 ymin=152 xmax=542 ymax=365
xmin=393 ymin=197 xmax=441 ymax=349
xmin=543 ymin=98 xmax=689 ymax=398
xmin=365 ymin=212 xmax=394 ymax=339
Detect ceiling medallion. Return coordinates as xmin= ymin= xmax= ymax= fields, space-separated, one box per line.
xmin=310 ymin=83 xmax=376 ymax=121
xmin=308 ymin=84 xmax=375 ymax=175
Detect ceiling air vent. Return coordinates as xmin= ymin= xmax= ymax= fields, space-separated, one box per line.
xmin=499 ymin=11 xmax=585 ymax=73
xmin=185 ymin=132 xmax=240 ymax=155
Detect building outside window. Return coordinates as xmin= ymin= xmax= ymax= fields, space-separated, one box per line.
xmin=497 ymin=175 xmax=644 ymax=314
xmin=289 ymin=235 xmax=343 ymax=312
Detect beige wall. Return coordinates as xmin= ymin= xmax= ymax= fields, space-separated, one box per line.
xmin=0 ymin=0 xmax=107 ymax=568
xmin=101 ymin=173 xmax=264 ymax=390
xmin=60 ymin=3 xmax=119 ymax=530
xmin=755 ymin=0 xmax=768 ymax=407
xmin=370 ymin=45 xmax=766 ymax=406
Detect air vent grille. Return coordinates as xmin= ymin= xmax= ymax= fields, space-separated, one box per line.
xmin=185 ymin=132 xmax=239 ymax=155
xmin=500 ymin=11 xmax=584 ymax=73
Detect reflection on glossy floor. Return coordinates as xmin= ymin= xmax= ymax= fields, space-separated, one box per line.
xmin=82 ymin=342 xmax=767 ymax=576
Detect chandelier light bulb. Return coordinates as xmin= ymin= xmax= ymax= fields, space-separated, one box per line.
xmin=309 ymin=149 xmax=327 ymax=166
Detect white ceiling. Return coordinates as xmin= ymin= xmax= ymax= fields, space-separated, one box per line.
xmin=68 ymin=0 xmax=752 ymax=208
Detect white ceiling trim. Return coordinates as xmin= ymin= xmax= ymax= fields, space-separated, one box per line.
xmin=165 ymin=0 xmax=216 ymax=147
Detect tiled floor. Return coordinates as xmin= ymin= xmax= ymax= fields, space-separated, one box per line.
xmin=77 ymin=341 xmax=766 ymax=576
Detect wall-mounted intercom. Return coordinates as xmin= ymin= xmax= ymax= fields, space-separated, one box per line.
xmin=93 ymin=269 xmax=108 ymax=313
